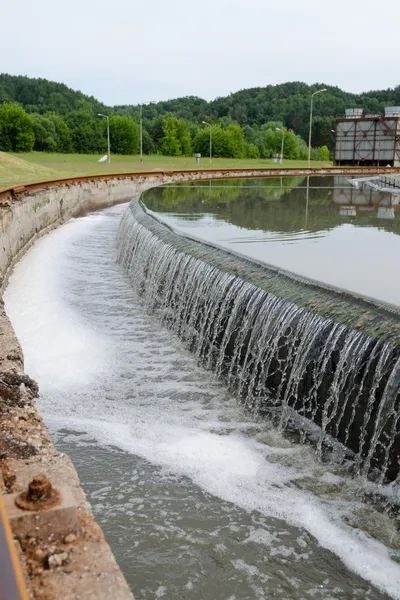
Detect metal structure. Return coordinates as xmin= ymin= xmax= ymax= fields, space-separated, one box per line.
xmin=334 ymin=107 xmax=400 ymax=167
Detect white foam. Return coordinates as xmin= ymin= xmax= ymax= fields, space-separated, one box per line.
xmin=4 ymin=215 xmax=109 ymax=386
xmin=5 ymin=206 xmax=400 ymax=599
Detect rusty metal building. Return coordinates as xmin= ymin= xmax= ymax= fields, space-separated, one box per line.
xmin=334 ymin=107 xmax=400 ymax=166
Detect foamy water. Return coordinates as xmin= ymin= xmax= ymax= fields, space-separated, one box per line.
xmin=4 ymin=204 xmax=400 ymax=599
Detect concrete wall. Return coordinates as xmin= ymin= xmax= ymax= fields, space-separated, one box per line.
xmin=0 ymin=176 xmax=162 ymax=292
xmin=3 ymin=165 xmax=400 ymax=292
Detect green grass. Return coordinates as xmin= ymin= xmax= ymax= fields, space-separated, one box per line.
xmin=1 ymin=152 xmax=332 ymax=189
xmin=0 ymin=152 xmax=60 ymax=188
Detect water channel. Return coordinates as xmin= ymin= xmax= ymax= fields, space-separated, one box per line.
xmin=4 ymin=177 xmax=400 ymax=599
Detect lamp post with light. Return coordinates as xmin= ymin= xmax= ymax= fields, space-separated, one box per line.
xmin=98 ymin=113 xmax=110 ymax=163
xmin=139 ymin=105 xmax=143 ymax=164
xmin=308 ymin=88 xmax=327 ymax=168
xmin=276 ymin=127 xmax=284 ymax=165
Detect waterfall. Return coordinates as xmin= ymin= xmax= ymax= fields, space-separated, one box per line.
xmin=117 ymin=203 xmax=400 ymax=483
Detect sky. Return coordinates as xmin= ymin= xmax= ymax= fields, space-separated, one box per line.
xmin=2 ymin=0 xmax=400 ymax=106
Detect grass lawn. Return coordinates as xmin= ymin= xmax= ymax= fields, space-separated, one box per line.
xmin=1 ymin=151 xmax=332 ymax=188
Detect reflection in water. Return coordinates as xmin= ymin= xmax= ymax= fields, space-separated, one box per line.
xmin=143 ymin=176 xmax=400 ymax=307
xmin=333 ymin=177 xmax=400 ymax=211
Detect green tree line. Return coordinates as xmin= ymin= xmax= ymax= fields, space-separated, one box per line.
xmin=2 ymin=73 xmax=398 ymax=157
xmin=0 ymin=99 xmax=330 ymax=160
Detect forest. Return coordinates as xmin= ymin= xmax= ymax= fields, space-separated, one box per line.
xmin=1 ymin=74 xmax=399 ymax=159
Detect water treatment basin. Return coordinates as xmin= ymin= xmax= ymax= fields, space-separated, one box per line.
xmin=142 ymin=176 xmax=400 ymax=308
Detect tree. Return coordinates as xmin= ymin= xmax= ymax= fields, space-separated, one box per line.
xmin=109 ymin=115 xmax=139 ymax=154
xmin=161 ymin=116 xmax=181 ymax=155
xmin=32 ymin=114 xmax=58 ymax=152
xmin=141 ymin=128 xmax=154 ymax=155
xmin=46 ymin=113 xmax=73 ymax=152
xmin=176 ymin=119 xmax=192 ymax=156
xmin=311 ymin=145 xmax=330 ymax=161
xmin=224 ymin=123 xmax=245 ymax=158
xmin=0 ymin=74 xmax=107 ymax=115
xmin=160 ymin=116 xmax=192 ymax=156
xmin=66 ymin=100 xmax=104 ymax=153
xmin=312 ymin=116 xmax=335 ymax=149
xmin=245 ymin=143 xmax=260 ymax=159
xmin=283 ymin=129 xmax=300 ymax=159
xmin=0 ymin=102 xmax=34 ymax=152
xmin=3 ymin=73 xmax=400 ymax=155
xmin=193 ymin=124 xmax=228 ymax=158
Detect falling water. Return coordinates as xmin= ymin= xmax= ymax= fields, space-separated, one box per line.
xmin=118 ymin=204 xmax=400 ymax=482
xmin=6 ymin=203 xmax=400 ymax=599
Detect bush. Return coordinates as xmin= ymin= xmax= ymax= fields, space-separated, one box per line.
xmin=0 ymin=103 xmax=35 ymax=152
xmin=110 ymin=115 xmax=139 ymax=154
xmin=245 ymin=143 xmax=260 ymax=159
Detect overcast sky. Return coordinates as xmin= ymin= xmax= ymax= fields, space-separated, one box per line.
xmin=2 ymin=0 xmax=400 ymax=106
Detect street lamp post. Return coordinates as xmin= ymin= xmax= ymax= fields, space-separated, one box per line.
xmin=139 ymin=105 xmax=143 ymax=164
xmin=98 ymin=113 xmax=110 ymax=163
xmin=202 ymin=121 xmax=212 ymax=164
xmin=308 ymin=88 xmax=327 ymax=168
xmin=276 ymin=128 xmax=284 ymax=165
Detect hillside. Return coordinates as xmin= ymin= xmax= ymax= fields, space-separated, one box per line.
xmin=115 ymin=82 xmax=400 ymax=141
xmin=2 ymin=74 xmax=400 ymax=139
xmin=1 ymin=74 xmax=399 ymax=157
xmin=0 ymin=73 xmax=107 ymax=115
xmin=0 ymin=151 xmax=59 ymax=187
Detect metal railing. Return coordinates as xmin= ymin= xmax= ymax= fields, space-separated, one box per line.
xmin=1 ymin=165 xmax=400 ymax=202
xmin=0 ymin=494 xmax=29 ymax=600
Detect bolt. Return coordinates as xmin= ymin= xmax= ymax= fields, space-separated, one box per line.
xmin=15 ymin=474 xmax=62 ymax=511
xmin=28 ymin=474 xmax=53 ymax=501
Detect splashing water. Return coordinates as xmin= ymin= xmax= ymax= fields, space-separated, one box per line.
xmin=4 ymin=203 xmax=400 ymax=599
xmin=118 ymin=204 xmax=400 ymax=483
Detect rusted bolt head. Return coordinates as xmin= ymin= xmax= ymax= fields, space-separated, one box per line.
xmin=15 ymin=474 xmax=62 ymax=512
xmin=28 ymin=474 xmax=52 ymax=501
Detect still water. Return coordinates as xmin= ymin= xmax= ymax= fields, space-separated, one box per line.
xmin=4 ymin=200 xmax=400 ymax=599
xmin=143 ymin=176 xmax=400 ymax=307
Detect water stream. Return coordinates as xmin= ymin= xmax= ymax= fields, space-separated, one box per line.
xmin=4 ymin=202 xmax=400 ymax=599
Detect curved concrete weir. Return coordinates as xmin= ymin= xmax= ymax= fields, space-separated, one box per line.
xmin=1 ymin=168 xmax=400 ymax=598
xmin=118 ymin=197 xmax=400 ymax=483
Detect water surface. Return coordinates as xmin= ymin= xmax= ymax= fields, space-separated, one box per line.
xmin=143 ymin=176 xmax=400 ymax=307
xmin=4 ymin=203 xmax=400 ymax=599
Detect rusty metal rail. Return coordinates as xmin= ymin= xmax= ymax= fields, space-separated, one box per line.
xmin=0 ymin=494 xmax=29 ymax=600
xmin=1 ymin=166 xmax=400 ymax=201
